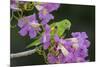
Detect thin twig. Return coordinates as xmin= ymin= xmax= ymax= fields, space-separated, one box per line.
xmin=11 ymin=46 xmax=42 ymax=58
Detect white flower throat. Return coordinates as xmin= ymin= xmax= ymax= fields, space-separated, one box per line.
xmin=58 ymin=43 xmax=69 ymax=57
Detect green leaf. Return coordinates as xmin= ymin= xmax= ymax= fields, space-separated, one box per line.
xmin=50 ymin=19 xmax=71 ymax=37
xmin=26 ymin=38 xmax=41 ymax=48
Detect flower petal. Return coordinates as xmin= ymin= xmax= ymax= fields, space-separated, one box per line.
xmin=47 ymin=53 xmax=57 ymax=64
xmin=29 ymin=29 xmax=37 ymax=39
xmin=43 ymin=42 xmax=50 ymax=50
xmin=54 ymin=34 xmax=60 ymax=42
xmin=45 ymin=24 xmax=51 ymax=33
xmin=18 ymin=18 xmax=26 ymax=28
xmin=18 ymin=26 xmax=28 ymax=36
xmin=27 ymin=14 xmax=37 ymax=22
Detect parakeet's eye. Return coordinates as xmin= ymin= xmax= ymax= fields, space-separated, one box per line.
xmin=55 ymin=26 xmax=58 ymax=29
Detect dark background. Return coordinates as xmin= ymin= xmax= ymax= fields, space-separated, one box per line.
xmin=11 ymin=3 xmax=95 ymax=66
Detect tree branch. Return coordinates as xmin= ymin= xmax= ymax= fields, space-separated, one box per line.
xmin=11 ymin=46 xmax=42 ymax=58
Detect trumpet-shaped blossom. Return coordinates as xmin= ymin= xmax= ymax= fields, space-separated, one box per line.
xmin=40 ymin=3 xmax=60 ymax=12
xmin=41 ymin=24 xmax=51 ymax=49
xmin=35 ymin=2 xmax=60 ymax=12
xmin=18 ymin=14 xmax=41 ymax=39
xmin=47 ymin=32 xmax=90 ymax=64
xmin=37 ymin=3 xmax=60 ymax=25
xmin=39 ymin=9 xmax=54 ymax=25
xmin=71 ymin=32 xmax=90 ymax=48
